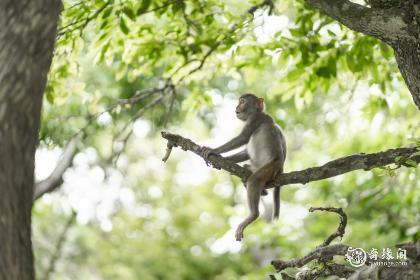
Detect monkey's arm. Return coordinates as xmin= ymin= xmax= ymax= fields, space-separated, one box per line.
xmin=212 ymin=135 xmax=249 ymax=154
xmin=225 ymin=149 xmax=249 ymax=163
xmin=212 ymin=120 xmax=261 ymax=154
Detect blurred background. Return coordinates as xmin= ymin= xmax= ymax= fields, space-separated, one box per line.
xmin=33 ymin=0 xmax=419 ymax=279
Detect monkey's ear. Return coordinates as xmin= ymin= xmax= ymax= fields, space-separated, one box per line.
xmin=257 ymin=98 xmax=264 ymax=110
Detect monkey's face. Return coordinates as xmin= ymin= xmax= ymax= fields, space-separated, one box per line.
xmin=235 ymin=95 xmax=263 ymax=121
xmin=236 ymin=97 xmax=255 ymax=121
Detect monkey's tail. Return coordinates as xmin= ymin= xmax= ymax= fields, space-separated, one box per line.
xmin=272 ymin=186 xmax=280 ymax=220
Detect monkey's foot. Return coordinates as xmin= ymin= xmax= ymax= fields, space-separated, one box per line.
xmin=235 ymin=224 xmax=245 ymax=241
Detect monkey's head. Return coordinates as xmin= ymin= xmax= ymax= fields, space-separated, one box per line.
xmin=235 ymin=93 xmax=264 ymax=121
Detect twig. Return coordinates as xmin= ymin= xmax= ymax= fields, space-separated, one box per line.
xmin=34 ymin=87 xmax=166 ymax=200
xmin=163 ymin=81 xmax=176 ymax=127
xmin=248 ymin=0 xmax=274 ymax=15
xmin=57 ymin=2 xmax=110 ymax=38
xmin=309 ymin=207 xmax=347 ymax=246
xmin=174 ymin=41 xmax=222 ymax=84
xmin=43 ymin=211 xmax=77 ymax=280
xmin=111 ymin=94 xmax=165 ymax=163
xmin=162 ymin=143 xmax=175 ymax=162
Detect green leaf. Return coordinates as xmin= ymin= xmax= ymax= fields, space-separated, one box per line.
xmin=327 ymin=57 xmax=337 ymax=77
xmin=102 ymin=6 xmax=112 ymax=18
xmin=346 ymin=54 xmax=362 ymax=73
xmin=119 ymin=18 xmax=130 ymax=34
xmin=289 ymin=28 xmax=302 ymax=37
xmin=137 ymin=0 xmax=151 ymax=15
xmin=98 ymin=43 xmax=110 ymax=63
xmin=99 ymin=19 xmax=109 ymax=29
xmin=46 ymin=89 xmax=55 ymax=104
xmin=405 ymin=159 xmax=418 ymax=168
xmin=172 ymin=1 xmax=185 ymax=14
xmin=285 ymin=69 xmax=303 ymax=82
xmin=122 ymin=7 xmax=136 ymax=21
xmin=316 ymin=66 xmax=330 ymax=78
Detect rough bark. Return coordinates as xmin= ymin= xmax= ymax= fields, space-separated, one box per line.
xmin=393 ymin=40 xmax=420 ymax=109
xmin=161 ymin=132 xmax=419 ymax=189
xmin=0 ymin=1 xmax=61 ymax=279
xmin=305 ymin=0 xmax=409 ymax=43
xmin=304 ymin=0 xmax=420 ymax=109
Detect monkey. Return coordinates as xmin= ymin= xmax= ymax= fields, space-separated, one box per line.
xmin=201 ymin=93 xmax=286 ymax=241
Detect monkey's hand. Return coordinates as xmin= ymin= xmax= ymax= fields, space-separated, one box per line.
xmin=200 ymin=146 xmax=221 ymax=169
xmin=200 ymin=146 xmax=215 ymax=160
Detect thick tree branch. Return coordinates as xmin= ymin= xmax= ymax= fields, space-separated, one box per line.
xmin=34 ymin=138 xmax=78 ymax=201
xmin=304 ymin=0 xmax=411 ymax=44
xmin=271 ymin=243 xmax=350 ymax=271
xmin=161 ymin=132 xmax=419 ymax=189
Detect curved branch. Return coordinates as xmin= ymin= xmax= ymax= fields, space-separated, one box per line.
xmin=161 ymin=131 xmax=419 ymax=189
xmin=270 ymin=208 xmax=420 ymax=279
xmin=34 ymin=138 xmax=78 ymax=201
xmin=304 ymin=0 xmax=411 ymax=44
xmin=309 ymin=207 xmax=347 ymax=246
xmin=270 ymin=207 xmax=351 ymax=274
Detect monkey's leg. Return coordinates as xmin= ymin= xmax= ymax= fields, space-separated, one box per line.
xmin=242 ymin=163 xmax=268 ymax=196
xmin=235 ymin=176 xmax=265 ymax=241
xmin=235 ymin=161 xmax=278 ymax=241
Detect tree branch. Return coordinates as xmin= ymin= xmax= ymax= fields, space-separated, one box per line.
xmin=271 ymin=208 xmax=420 ymax=279
xmin=33 ymin=85 xmax=169 ymax=201
xmin=271 ymin=243 xmax=351 ymax=272
xmin=304 ymin=0 xmax=411 ymax=44
xmin=272 ymin=207 xmax=352 ymax=276
xmin=309 ymin=207 xmax=347 ymax=246
xmin=34 ymin=138 xmax=78 ymax=201
xmin=42 ymin=211 xmax=76 ymax=280
xmin=161 ymin=131 xmax=419 ymax=189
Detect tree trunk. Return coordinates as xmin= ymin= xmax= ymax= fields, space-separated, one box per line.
xmin=393 ymin=40 xmax=420 ymax=109
xmin=0 ymin=1 xmax=61 ymax=279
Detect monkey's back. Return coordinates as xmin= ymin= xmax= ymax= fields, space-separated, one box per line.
xmin=247 ymin=114 xmax=286 ymax=170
